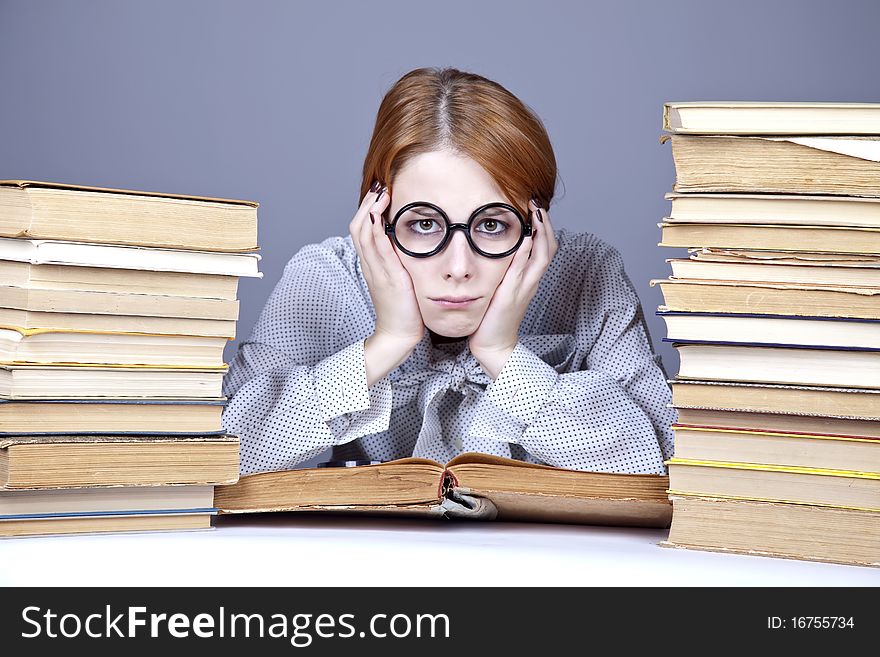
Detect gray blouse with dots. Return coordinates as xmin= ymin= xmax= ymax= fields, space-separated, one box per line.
xmin=221 ymin=229 xmax=676 ymax=476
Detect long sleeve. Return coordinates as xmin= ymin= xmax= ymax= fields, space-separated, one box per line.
xmin=221 ymin=239 xmax=392 ymax=475
xmin=466 ymin=235 xmax=676 ymax=474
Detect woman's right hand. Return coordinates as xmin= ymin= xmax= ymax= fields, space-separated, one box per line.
xmin=350 ymin=181 xmax=425 ymax=386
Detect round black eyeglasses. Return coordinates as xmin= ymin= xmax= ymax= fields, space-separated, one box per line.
xmin=384 ymin=201 xmax=532 ymax=258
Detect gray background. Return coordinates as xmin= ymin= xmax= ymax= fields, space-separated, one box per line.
xmin=3 ymin=0 xmax=879 ymax=377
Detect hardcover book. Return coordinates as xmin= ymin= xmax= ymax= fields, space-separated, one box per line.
xmin=670 ymin=379 xmax=880 ymax=419
xmin=0 ymin=434 xmax=240 ymax=489
xmin=663 ymin=101 xmax=880 ymax=135
xmin=0 ymin=485 xmax=217 ymax=538
xmin=662 ymin=134 xmax=880 ymax=197
xmin=0 ymin=180 xmax=259 ymax=252
xmin=662 ymin=495 xmax=880 ymax=567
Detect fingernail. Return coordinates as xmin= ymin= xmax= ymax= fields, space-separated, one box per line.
xmin=376 ymin=186 xmax=386 ymax=200
xmin=538 ymin=209 xmax=544 ymax=223
xmin=370 ymin=180 xmax=381 ymax=193
xmin=532 ymin=227 xmax=538 ymax=239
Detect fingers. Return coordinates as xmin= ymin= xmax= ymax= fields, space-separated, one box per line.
xmin=350 ymin=180 xmax=387 ymax=281
xmin=368 ymin=190 xmax=401 ymax=272
xmin=518 ymin=199 xmax=556 ymax=290
xmin=349 ymin=180 xmax=386 ymax=242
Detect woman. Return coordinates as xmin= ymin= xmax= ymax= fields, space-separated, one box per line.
xmin=222 ymin=67 xmax=675 ymax=476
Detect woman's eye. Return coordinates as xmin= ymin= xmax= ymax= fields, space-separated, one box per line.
xmin=475 ymin=218 xmax=507 ymax=234
xmin=405 ymin=218 xmax=442 ymax=234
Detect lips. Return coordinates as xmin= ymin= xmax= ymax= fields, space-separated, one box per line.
xmin=430 ymin=296 xmax=480 ymax=308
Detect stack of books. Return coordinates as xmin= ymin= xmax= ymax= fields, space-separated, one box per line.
xmin=653 ymin=103 xmax=880 ymax=567
xmin=0 ymin=180 xmax=260 ymax=537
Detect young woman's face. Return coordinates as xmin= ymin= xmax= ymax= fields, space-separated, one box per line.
xmin=386 ymin=149 xmax=521 ymax=338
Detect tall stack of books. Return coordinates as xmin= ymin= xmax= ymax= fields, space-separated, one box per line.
xmin=653 ymin=103 xmax=880 ymax=567
xmin=0 ymin=180 xmax=260 ymax=537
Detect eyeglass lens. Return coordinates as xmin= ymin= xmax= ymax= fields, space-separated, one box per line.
xmin=393 ymin=205 xmax=522 ymax=255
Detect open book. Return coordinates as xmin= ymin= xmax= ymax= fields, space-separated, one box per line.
xmin=213 ymin=452 xmax=672 ymax=528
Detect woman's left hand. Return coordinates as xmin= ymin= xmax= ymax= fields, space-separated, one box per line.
xmin=468 ymin=199 xmax=559 ymax=379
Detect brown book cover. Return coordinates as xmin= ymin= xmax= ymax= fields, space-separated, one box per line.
xmin=213 ymin=452 xmax=673 ymax=528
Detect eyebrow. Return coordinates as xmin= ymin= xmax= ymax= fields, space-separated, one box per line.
xmin=407 ymin=204 xmax=511 ymax=218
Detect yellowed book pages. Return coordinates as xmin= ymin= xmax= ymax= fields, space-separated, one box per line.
xmin=674 ymin=407 xmax=880 ymax=437
xmin=665 ymin=191 xmax=880 ymax=227
xmin=214 ymin=452 xmax=673 ymax=528
xmin=0 ymin=260 xmax=239 ymax=299
xmin=666 ymin=257 xmax=880 ymax=287
xmin=663 ymin=495 xmax=880 ymax=568
xmin=0 ymin=180 xmax=258 ymax=252
xmin=0 ymin=309 xmax=236 ymax=338
xmin=666 ymin=458 xmax=880 ymax=511
xmin=0 ymin=399 xmax=223 ymax=433
xmin=660 ymin=222 xmax=880 ymax=255
xmin=0 ymin=484 xmax=215 ymax=516
xmin=652 ymin=278 xmax=880 ymax=319
xmin=0 ymin=328 xmax=228 ymax=367
xmin=0 ymin=435 xmax=240 ymax=488
xmin=0 ymin=286 xmax=238 ymax=320
xmin=671 ymin=425 xmax=880 ymax=473
xmin=665 ymin=134 xmax=880 ymax=197
xmin=0 ymin=513 xmax=213 ymax=538
xmin=670 ymin=380 xmax=880 ymax=420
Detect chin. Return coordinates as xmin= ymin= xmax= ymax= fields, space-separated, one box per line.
xmin=426 ymin=315 xmax=480 ymax=339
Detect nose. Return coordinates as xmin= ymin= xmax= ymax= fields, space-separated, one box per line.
xmin=441 ymin=229 xmax=474 ymax=280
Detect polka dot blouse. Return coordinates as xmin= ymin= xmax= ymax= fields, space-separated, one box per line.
xmin=221 ymin=229 xmax=676 ymax=476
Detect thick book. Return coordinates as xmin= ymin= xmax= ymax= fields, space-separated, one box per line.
xmin=658 ymin=311 xmax=880 ymax=349
xmin=670 ymin=379 xmax=880 ymax=420
xmin=659 ymin=221 xmax=880 ymax=255
xmin=671 ymin=425 xmax=880 ymax=472
xmin=0 ymin=434 xmax=240 ymax=489
xmin=0 ymin=484 xmax=215 ymax=517
xmin=663 ymin=101 xmax=880 ymax=136
xmin=675 ymin=407 xmax=880 ymax=439
xmin=213 ymin=452 xmax=673 ymax=528
xmin=671 ymin=341 xmax=880 ymax=388
xmin=667 ymin=255 xmax=880 ymax=288
xmin=665 ymin=192 xmax=880 ymax=228
xmin=666 ymin=458 xmax=880 ymax=511
xmin=663 ymin=134 xmax=880 ymax=197
xmin=0 ymin=237 xmax=262 ymax=278
xmin=0 ymin=285 xmax=239 ymax=320
xmin=0 ymin=308 xmax=237 ymax=339
xmin=0 ymin=398 xmax=226 ymax=434
xmin=0 ymin=363 xmax=226 ymax=398
xmin=0 ymin=259 xmax=241 ymax=300
xmin=662 ymin=495 xmax=880 ymax=568
xmin=0 ymin=328 xmax=228 ymax=367
xmin=652 ymin=278 xmax=880 ymax=319
xmin=0 ymin=180 xmax=258 ymax=252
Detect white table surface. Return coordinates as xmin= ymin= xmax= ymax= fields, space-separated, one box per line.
xmin=1 ymin=513 xmax=877 ymax=586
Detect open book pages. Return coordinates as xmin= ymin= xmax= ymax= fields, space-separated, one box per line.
xmin=213 ymin=452 xmax=673 ymax=528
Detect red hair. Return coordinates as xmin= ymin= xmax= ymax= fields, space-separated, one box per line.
xmin=360 ymin=67 xmax=558 ymax=219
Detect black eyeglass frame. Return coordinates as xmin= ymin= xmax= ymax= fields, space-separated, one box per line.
xmin=384 ymin=201 xmax=533 ymax=259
